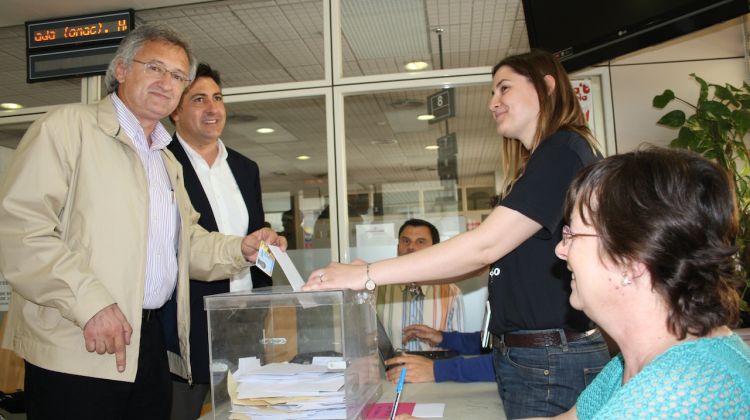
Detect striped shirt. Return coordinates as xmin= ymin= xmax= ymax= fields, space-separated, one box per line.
xmin=112 ymin=93 xmax=180 ymax=309
xmin=377 ymin=283 xmax=465 ymax=351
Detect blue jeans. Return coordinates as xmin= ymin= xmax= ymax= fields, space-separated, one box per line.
xmin=492 ymin=329 xmax=610 ymax=419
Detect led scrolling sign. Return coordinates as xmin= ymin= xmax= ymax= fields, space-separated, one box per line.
xmin=27 ymin=11 xmax=132 ymax=50
xmin=25 ymin=10 xmax=134 ymax=82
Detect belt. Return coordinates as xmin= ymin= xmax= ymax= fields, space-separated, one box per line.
xmin=142 ymin=308 xmax=160 ymax=321
xmin=493 ymin=328 xmax=597 ymax=348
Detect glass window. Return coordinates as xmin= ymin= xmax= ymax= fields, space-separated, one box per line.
xmin=221 ymin=98 xmax=330 ymax=283
xmin=344 ymin=83 xmax=498 ymax=331
xmin=0 ymin=121 xmax=32 ymax=150
xmin=137 ymin=0 xmax=326 ymax=88
xmin=340 ymin=0 xmax=528 ymax=77
xmin=343 ymin=84 xmax=499 ymax=258
xmin=0 ymin=25 xmax=82 ymax=109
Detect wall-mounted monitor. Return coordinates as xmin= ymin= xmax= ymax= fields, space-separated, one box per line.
xmin=522 ymin=0 xmax=748 ymax=72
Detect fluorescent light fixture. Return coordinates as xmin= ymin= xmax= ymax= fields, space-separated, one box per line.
xmin=296 ymin=155 xmax=311 ymax=160
xmin=256 ymin=127 xmax=275 ymax=134
xmin=405 ymin=61 xmax=429 ymax=71
xmin=0 ymin=103 xmax=23 ymax=110
xmin=417 ymin=114 xmax=435 ymax=121
xmin=370 ymin=139 xmax=398 ymax=145
xmin=425 ymin=145 xmax=439 ymax=150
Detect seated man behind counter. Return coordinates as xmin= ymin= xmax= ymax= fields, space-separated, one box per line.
xmin=377 ymin=219 xmax=465 ymax=352
xmin=0 ymin=23 xmax=286 ymax=420
xmin=386 ymin=324 xmax=495 ymax=383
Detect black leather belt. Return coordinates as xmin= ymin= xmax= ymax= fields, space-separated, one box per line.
xmin=493 ymin=328 xmax=597 ymax=348
xmin=142 ymin=309 xmax=160 ymax=321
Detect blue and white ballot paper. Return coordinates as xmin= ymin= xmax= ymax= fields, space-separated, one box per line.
xmin=256 ymin=240 xmax=276 ymax=277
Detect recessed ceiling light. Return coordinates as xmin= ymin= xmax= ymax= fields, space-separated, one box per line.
xmin=425 ymin=145 xmax=439 ymax=150
xmin=417 ymin=114 xmax=435 ymax=121
xmin=405 ymin=61 xmax=429 ymax=71
xmin=0 ymin=103 xmax=23 ymax=110
xmin=296 ymin=155 xmax=311 ymax=160
xmin=256 ymin=127 xmax=275 ymax=134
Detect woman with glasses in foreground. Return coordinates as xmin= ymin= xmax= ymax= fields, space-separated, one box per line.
xmin=549 ymin=147 xmax=750 ymax=418
xmin=398 ymin=147 xmax=750 ymax=419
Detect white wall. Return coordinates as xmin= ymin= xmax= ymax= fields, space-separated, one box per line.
xmin=593 ymin=17 xmax=748 ymax=153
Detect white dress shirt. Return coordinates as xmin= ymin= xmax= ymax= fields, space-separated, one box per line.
xmin=177 ymin=134 xmax=252 ymax=291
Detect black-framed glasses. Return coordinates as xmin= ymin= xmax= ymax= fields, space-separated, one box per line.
xmin=132 ymin=59 xmax=191 ymax=86
xmin=561 ymin=225 xmax=599 ymax=246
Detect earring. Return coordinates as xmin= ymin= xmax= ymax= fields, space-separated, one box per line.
xmin=621 ymin=273 xmax=631 ymax=287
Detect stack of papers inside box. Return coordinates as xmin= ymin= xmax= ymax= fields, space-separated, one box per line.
xmin=227 ymin=356 xmax=347 ymax=419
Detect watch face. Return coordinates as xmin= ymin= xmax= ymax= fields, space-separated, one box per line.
xmin=365 ymin=279 xmax=376 ymax=291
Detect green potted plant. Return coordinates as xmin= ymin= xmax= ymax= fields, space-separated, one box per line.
xmin=653 ymin=74 xmax=750 ymax=327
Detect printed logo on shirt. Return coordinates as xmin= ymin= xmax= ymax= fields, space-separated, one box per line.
xmin=489 ymin=267 xmax=501 ymax=278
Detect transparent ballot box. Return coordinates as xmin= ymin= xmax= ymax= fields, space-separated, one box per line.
xmin=204 ymin=287 xmax=382 ymax=419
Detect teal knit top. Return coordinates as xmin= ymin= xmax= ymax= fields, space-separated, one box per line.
xmin=577 ymin=334 xmax=750 ymax=419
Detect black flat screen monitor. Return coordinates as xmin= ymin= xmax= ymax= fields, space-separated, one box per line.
xmin=522 ymin=0 xmax=748 ymax=72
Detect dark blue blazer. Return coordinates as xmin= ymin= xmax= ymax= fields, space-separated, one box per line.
xmin=162 ymin=135 xmax=271 ymax=384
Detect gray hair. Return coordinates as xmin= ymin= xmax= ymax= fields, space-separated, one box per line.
xmin=104 ymin=22 xmax=197 ymax=94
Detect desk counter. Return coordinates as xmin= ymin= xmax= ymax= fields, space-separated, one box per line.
xmin=199 ymin=380 xmax=505 ymax=419
xmin=377 ymin=381 xmax=505 ymax=419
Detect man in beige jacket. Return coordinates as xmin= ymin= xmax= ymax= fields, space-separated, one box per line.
xmin=0 ymin=23 xmax=285 ymax=420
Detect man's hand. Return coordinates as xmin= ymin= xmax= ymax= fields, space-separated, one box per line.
xmin=241 ymin=227 xmax=288 ymax=262
xmin=402 ymin=324 xmax=443 ymax=347
xmin=83 ymin=303 xmax=133 ymax=373
xmin=385 ymin=353 xmax=435 ymax=383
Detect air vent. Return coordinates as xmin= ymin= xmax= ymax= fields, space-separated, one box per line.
xmin=388 ymin=99 xmax=424 ymax=109
xmin=226 ymin=112 xmax=257 ymax=123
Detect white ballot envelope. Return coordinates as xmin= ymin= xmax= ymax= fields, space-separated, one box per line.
xmin=268 ymin=244 xmax=305 ymax=291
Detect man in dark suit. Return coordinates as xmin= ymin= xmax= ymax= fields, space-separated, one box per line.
xmin=162 ymin=62 xmax=272 ymax=419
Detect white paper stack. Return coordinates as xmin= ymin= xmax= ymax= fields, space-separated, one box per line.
xmin=227 ymin=356 xmax=348 ymax=419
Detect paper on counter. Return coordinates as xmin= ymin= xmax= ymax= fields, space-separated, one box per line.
xmin=268 ymin=244 xmax=305 ymax=291
xmin=412 ymin=403 xmax=445 ymax=417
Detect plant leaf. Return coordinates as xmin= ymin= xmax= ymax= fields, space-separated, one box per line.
xmin=657 ymin=110 xmax=685 ymax=127
xmin=712 ymin=84 xmax=739 ymax=107
xmin=692 ymin=74 xmax=708 ymax=104
xmin=733 ymin=109 xmax=750 ymax=138
xmin=700 ymin=100 xmax=731 ymax=121
xmin=653 ymin=90 xmax=675 ymax=108
xmin=671 ymin=126 xmax=698 ymax=149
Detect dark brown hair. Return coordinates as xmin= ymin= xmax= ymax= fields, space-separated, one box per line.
xmin=399 ymin=219 xmax=440 ymax=244
xmin=565 ymin=147 xmax=741 ymax=338
xmin=493 ymin=49 xmax=599 ymax=196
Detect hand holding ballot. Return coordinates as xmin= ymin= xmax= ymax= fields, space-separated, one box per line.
xmin=241 ymin=227 xmax=287 ymax=263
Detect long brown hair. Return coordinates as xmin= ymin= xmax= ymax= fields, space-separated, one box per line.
xmin=493 ymin=49 xmax=599 ymax=196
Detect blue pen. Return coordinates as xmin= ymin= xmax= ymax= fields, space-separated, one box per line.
xmin=389 ymin=367 xmax=407 ymax=420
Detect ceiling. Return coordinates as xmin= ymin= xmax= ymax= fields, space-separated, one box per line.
xmin=0 ymin=0 xmax=527 ymax=200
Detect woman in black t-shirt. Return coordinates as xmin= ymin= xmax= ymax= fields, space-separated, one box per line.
xmin=305 ymin=49 xmax=610 ymax=418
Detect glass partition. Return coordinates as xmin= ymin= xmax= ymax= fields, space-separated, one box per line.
xmin=221 ymin=97 xmax=330 ymax=284
xmin=340 ymin=0 xmax=527 ymax=77
xmin=343 ymin=83 xmax=498 ymax=330
xmin=0 ymin=25 xmax=82 ymax=109
xmin=137 ymin=0 xmax=326 ymax=88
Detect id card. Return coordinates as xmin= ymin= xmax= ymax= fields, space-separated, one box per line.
xmin=256 ymin=240 xmax=276 ymax=277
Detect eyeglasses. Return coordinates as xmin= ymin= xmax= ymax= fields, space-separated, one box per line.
xmin=561 ymin=225 xmax=599 ymax=246
xmin=132 ymin=59 xmax=191 ymax=86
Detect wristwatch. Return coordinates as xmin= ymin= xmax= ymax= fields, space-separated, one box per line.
xmin=365 ymin=263 xmax=376 ymax=291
